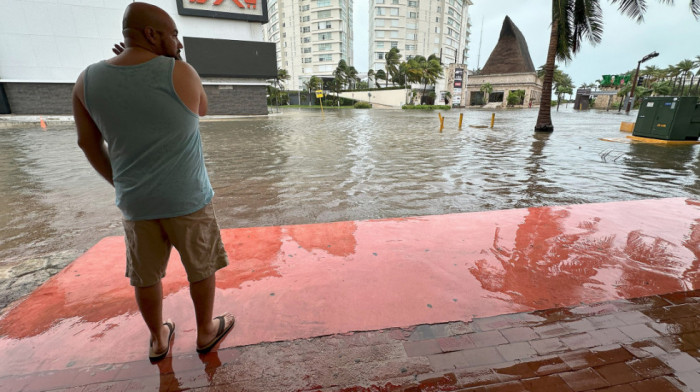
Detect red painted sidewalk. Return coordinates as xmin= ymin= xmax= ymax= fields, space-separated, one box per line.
xmin=1 ymin=198 xmax=700 ymax=389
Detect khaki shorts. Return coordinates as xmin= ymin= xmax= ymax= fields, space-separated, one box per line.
xmin=123 ymin=203 xmax=229 ymax=287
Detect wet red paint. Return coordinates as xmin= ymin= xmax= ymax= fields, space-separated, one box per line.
xmin=1 ymin=198 xmax=700 ymax=377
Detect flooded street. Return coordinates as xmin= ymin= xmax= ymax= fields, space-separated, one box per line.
xmin=1 ymin=107 xmax=699 ymax=267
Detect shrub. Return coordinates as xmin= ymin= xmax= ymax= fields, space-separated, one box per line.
xmin=354 ymin=101 xmax=372 ymax=109
xmin=402 ymin=104 xmax=451 ymax=110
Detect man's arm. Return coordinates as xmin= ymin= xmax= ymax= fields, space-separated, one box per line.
xmin=72 ymin=72 xmax=114 ymax=186
xmin=173 ymin=60 xmax=208 ymax=116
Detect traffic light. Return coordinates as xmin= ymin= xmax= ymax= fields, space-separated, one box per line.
xmin=637 ymin=76 xmax=645 ymax=86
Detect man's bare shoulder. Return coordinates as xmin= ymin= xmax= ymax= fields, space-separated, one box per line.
xmin=173 ymin=60 xmax=201 ymax=82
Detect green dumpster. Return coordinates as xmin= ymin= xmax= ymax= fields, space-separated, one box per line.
xmin=633 ymin=96 xmax=700 ymax=141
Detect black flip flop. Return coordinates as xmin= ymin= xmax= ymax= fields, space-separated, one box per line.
xmin=196 ymin=314 xmax=235 ymax=354
xmin=149 ymin=320 xmax=175 ymax=362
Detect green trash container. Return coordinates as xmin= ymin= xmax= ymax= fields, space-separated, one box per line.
xmin=633 ymin=96 xmax=700 ymax=140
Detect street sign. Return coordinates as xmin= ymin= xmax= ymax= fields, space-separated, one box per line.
xmin=316 ymin=90 xmax=324 ymax=98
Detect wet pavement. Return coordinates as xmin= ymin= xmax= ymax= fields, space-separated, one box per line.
xmin=2 ymin=198 xmax=700 ymax=391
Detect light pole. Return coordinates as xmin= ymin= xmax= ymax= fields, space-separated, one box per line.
xmin=625 ymin=51 xmax=659 ymax=115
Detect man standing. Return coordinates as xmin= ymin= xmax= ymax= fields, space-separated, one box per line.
xmin=72 ymin=2 xmax=234 ymax=362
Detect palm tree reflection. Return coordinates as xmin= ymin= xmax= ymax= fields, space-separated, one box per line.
xmin=469 ymin=203 xmax=698 ymax=308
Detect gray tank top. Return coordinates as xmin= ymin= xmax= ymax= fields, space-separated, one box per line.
xmin=84 ymin=56 xmax=213 ymax=220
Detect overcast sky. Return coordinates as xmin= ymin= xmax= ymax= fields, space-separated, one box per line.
xmin=353 ymin=1 xmax=700 ymax=86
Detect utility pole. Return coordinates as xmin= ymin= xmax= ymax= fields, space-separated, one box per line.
xmin=626 ymin=51 xmax=659 ymax=115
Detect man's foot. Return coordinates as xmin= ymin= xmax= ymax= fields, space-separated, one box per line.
xmin=196 ymin=313 xmax=235 ymax=354
xmin=149 ymin=319 xmax=175 ymax=362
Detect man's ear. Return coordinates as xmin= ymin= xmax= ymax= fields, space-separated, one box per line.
xmin=143 ymin=26 xmax=158 ymax=45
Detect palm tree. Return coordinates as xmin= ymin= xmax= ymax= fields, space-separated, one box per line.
xmin=676 ymin=59 xmax=695 ymax=95
xmin=346 ymin=66 xmax=359 ymax=90
xmin=651 ymin=80 xmax=673 ymax=96
xmin=535 ymin=0 xmax=603 ymax=132
xmin=535 ymin=0 xmax=700 ymax=133
xmin=667 ymin=65 xmax=682 ymax=94
xmin=694 ymin=56 xmax=700 ymax=94
xmin=406 ymin=55 xmax=443 ymax=104
xmin=384 ymin=48 xmax=402 ymax=88
xmin=480 ymin=83 xmax=493 ymax=105
xmin=303 ymin=76 xmax=322 ymax=105
xmin=375 ymin=69 xmax=387 ymax=88
xmin=554 ymin=73 xmax=574 ymax=111
xmin=368 ymin=69 xmax=376 ymax=89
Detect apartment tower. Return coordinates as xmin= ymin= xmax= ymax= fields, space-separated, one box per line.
xmin=369 ymin=0 xmax=472 ymax=72
xmin=264 ymin=0 xmax=354 ymax=91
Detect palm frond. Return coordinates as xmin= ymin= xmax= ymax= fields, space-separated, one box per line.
xmin=609 ymin=0 xmax=651 ymax=23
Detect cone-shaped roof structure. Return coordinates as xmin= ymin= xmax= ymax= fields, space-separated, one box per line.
xmin=481 ymin=16 xmax=535 ymax=75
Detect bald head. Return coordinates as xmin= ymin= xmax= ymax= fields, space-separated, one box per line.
xmin=123 ymin=2 xmax=172 ymax=32
xmin=121 ymin=2 xmax=182 ymax=58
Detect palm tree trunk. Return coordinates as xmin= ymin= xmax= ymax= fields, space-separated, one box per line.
xmin=535 ymin=18 xmax=558 ymax=132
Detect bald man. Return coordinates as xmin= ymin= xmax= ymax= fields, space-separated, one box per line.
xmin=72 ymin=2 xmax=234 ymax=362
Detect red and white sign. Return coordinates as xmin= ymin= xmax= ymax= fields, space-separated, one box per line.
xmin=176 ymin=0 xmax=268 ymax=22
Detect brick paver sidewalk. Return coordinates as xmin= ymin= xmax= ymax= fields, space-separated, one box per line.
xmin=5 ymin=290 xmax=700 ymax=391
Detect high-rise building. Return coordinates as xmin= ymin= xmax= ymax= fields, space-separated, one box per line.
xmin=264 ymin=0 xmax=354 ymax=91
xmin=368 ymin=0 xmax=472 ymax=72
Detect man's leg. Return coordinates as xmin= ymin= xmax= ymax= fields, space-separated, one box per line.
xmin=135 ymin=282 xmax=170 ymax=353
xmin=189 ymin=274 xmax=219 ymax=347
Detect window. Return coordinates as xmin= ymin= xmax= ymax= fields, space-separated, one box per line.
xmin=392 ymin=0 xmax=399 ymax=4
xmin=376 ymin=19 xmax=385 ymax=27
xmin=318 ymin=32 xmax=332 ymax=40
xmin=390 ymin=8 xmax=399 ymax=16
xmin=303 ymin=58 xmax=312 ymax=63
xmin=391 ymin=41 xmax=398 ymax=48
xmin=436 ymin=17 xmax=439 ymax=22
xmin=319 ymin=54 xmax=332 ymax=62
xmin=376 ymin=52 xmax=384 ymax=60
xmin=406 ymin=33 xmax=416 ymax=40
xmin=408 ymin=0 xmax=417 ymax=6
xmin=302 ymin=15 xmax=310 ymax=22
xmin=318 ymin=43 xmax=332 ymax=51
xmin=317 ymin=10 xmax=331 ymax=18
xmin=302 ymin=26 xmax=310 ymax=33
xmin=317 ymin=21 xmax=332 ymax=30
xmin=390 ymin=30 xmax=398 ymax=38
xmin=376 ymin=8 xmax=386 ymax=15
xmin=317 ymin=0 xmax=330 ymax=7
xmin=391 ymin=19 xmax=399 ymax=26
xmin=376 ymin=0 xmax=385 ymax=3
xmin=407 ymin=22 xmax=416 ymax=29
xmin=435 ymin=27 xmax=440 ymax=33
xmin=409 ymin=11 xmax=417 ymax=18
xmin=301 ymin=4 xmax=309 ymax=11
xmin=303 ymin=37 xmax=311 ymax=43
xmin=405 ymin=44 xmax=416 ymax=51
xmin=376 ymin=41 xmax=385 ymax=48
xmin=303 ymin=47 xmax=312 ymax=53
xmin=376 ymin=30 xmax=385 ymax=38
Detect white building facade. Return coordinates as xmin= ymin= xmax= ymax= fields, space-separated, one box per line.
xmin=0 ymin=0 xmax=276 ymax=115
xmin=263 ymin=0 xmax=354 ymax=91
xmin=369 ymin=0 xmax=472 ymax=71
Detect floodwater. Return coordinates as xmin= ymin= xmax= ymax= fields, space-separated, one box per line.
xmin=1 ymin=106 xmax=699 ymax=265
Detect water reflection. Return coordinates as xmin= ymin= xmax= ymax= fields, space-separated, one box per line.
xmin=469 ymin=201 xmax=699 ymax=308
xmin=1 ymin=108 xmax=699 ymax=267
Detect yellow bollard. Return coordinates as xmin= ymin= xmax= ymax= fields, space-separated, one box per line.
xmin=490 ymin=113 xmax=495 ymax=129
xmin=459 ymin=113 xmax=463 ymax=129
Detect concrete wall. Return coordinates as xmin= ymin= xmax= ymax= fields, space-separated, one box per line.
xmin=1 ymin=82 xmax=268 ymax=116
xmin=466 ymin=73 xmax=542 ymax=108
xmin=3 ymin=83 xmax=74 ymax=115
xmin=339 ymin=89 xmax=409 ymax=108
xmin=204 ymin=85 xmax=268 ymax=115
